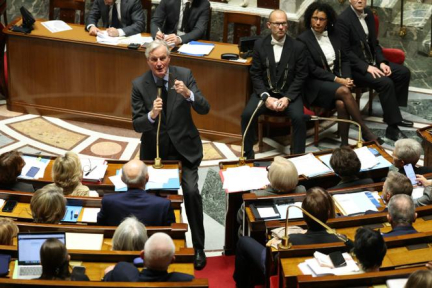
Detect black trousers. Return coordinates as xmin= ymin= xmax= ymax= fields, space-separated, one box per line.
xmin=165 ymin=140 xmax=205 ymax=250
xmin=352 ymin=62 xmax=410 ymax=125
xmin=233 ymin=236 xmax=266 ymax=288
xmin=241 ymin=93 xmax=306 ymax=158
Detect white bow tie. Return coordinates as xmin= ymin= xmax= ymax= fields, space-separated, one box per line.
xmin=358 ymin=12 xmax=368 ymax=20
xmin=317 ymin=31 xmax=328 ymax=38
xmin=271 ymin=39 xmax=284 ymax=47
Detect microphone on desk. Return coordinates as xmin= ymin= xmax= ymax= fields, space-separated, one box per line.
xmin=279 ymin=205 xmax=354 ymax=251
xmin=304 ymin=115 xmax=363 ymax=148
xmin=238 ymin=93 xmax=269 ymax=166
xmin=153 ymin=78 xmax=164 ymax=169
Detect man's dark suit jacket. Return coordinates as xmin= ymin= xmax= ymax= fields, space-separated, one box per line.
xmin=86 ymin=0 xmax=145 ymax=36
xmin=131 ymin=66 xmax=210 ymax=165
xmin=383 ymin=225 xmax=417 ymax=237
xmin=297 ymin=29 xmax=351 ymax=105
xmin=96 ymin=189 xmax=175 ymax=226
xmin=104 ymin=262 xmax=194 ymax=282
xmin=150 ymin=0 xmax=210 ymax=43
xmin=336 ymin=7 xmax=387 ymax=75
xmin=250 ymin=34 xmax=308 ymax=101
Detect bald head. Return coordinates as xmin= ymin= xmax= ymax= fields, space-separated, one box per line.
xmin=121 ymin=159 xmax=148 ymax=189
xmin=143 ymin=233 xmax=175 ymax=271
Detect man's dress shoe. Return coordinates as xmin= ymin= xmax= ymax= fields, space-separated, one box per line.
xmin=194 ymin=249 xmax=207 ymax=270
xmin=386 ymin=126 xmax=408 ymax=141
xmin=397 ymin=119 xmax=414 ymax=127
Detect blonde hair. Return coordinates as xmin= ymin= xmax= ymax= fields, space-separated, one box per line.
xmin=112 ymin=217 xmax=148 ymax=251
xmin=0 ymin=218 xmax=18 ymax=245
xmin=52 ymin=152 xmax=83 ymax=194
xmin=268 ymin=156 xmax=299 ymax=192
xmin=31 ymin=186 xmax=66 ymax=224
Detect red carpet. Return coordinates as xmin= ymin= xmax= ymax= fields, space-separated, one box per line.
xmin=195 ymin=255 xmax=237 ymax=287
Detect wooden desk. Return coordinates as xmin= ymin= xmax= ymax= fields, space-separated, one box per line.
xmin=219 ymin=141 xmax=391 ymax=255
xmin=4 ymin=19 xmax=252 ymax=143
xmin=417 ymin=125 xmax=432 ymax=167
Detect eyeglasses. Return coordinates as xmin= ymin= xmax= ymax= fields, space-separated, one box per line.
xmin=311 ymin=16 xmax=327 ymax=22
xmin=270 ymin=22 xmax=288 ymax=27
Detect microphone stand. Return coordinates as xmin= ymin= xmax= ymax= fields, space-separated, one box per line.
xmin=279 ymin=205 xmax=353 ymax=251
xmin=153 ymin=79 xmax=164 ymax=169
xmin=309 ymin=115 xmax=363 ymax=148
xmin=239 ymin=94 xmax=269 ymax=166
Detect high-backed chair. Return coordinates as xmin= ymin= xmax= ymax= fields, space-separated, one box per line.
xmin=140 ymin=0 xmax=152 ymax=33
xmin=49 ymin=0 xmax=86 ymax=24
xmin=0 ymin=0 xmax=7 ymax=98
xmin=0 ymin=0 xmax=7 ymax=25
xmin=354 ymin=13 xmax=406 ymax=116
xmin=204 ymin=6 xmax=212 ymax=40
xmin=222 ymin=12 xmax=261 ymax=44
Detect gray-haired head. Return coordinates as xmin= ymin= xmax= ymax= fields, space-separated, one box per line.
xmin=145 ymin=40 xmax=170 ymax=58
xmin=121 ymin=159 xmax=148 ymax=189
xmin=388 ymin=194 xmax=416 ymax=226
xmin=143 ymin=232 xmax=175 ymax=271
xmin=394 ymin=139 xmax=423 ymax=166
xmin=112 ymin=216 xmax=148 ymax=251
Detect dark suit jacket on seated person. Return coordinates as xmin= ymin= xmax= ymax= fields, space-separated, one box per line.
xmin=97 ymin=188 xmax=175 ymax=226
xmin=104 ymin=262 xmax=194 ymax=282
xmin=241 ymin=34 xmax=308 ymax=157
xmin=382 ymin=225 xmax=417 ymax=238
xmin=150 ymin=0 xmax=210 ymax=43
xmin=86 ymin=0 xmax=145 ymax=36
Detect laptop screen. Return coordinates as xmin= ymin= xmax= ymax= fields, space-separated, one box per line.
xmin=17 ymin=232 xmax=66 ymax=265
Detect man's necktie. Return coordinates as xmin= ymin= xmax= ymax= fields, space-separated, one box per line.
xmin=180 ymin=2 xmax=191 ymax=32
xmin=271 ymin=39 xmax=284 ymax=46
xmin=358 ymin=12 xmax=368 ymax=20
xmin=111 ymin=3 xmax=121 ymax=28
xmin=162 ymin=80 xmax=168 ymax=114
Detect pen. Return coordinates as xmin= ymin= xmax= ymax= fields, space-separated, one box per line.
xmin=85 ymin=165 xmax=98 ymax=176
xmin=70 ymin=210 xmax=73 ymax=220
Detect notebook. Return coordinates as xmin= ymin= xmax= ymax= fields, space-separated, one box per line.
xmin=15 ymin=232 xmax=66 ymax=279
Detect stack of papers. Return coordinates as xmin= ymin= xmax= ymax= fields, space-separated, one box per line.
xmin=66 ymin=233 xmax=104 ymax=250
xmin=298 ymin=252 xmax=360 ymax=276
xmin=333 ymin=191 xmax=380 ymax=216
xmin=81 ymin=207 xmax=100 ymax=223
xmin=109 ymin=170 xmax=127 ymax=192
xmin=145 ymin=167 xmax=180 ymax=190
xmin=222 ymin=166 xmax=270 ymax=193
xmin=19 ymin=156 xmax=50 ymax=180
xmin=41 ymin=20 xmax=72 ymax=33
xmin=354 ymin=147 xmax=378 ymax=170
xmin=178 ymin=41 xmax=215 ymax=56
xmin=288 ymin=154 xmax=332 ymax=177
xmin=81 ymin=158 xmax=108 ymax=182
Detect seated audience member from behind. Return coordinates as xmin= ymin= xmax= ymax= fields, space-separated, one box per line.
xmin=234 ymin=187 xmax=340 ymax=288
xmin=40 ymin=238 xmax=89 ymax=281
xmin=97 ymin=159 xmax=175 ymax=226
xmin=44 ymin=152 xmax=90 ymax=197
xmin=405 ymin=270 xmax=432 ymax=288
xmin=30 ymin=186 xmax=66 ymax=224
xmin=0 ymin=151 xmax=34 ymax=192
xmin=112 ymin=216 xmax=148 ymax=251
xmin=383 ymin=194 xmax=417 ymax=237
xmin=0 ymin=218 xmax=18 ymax=245
xmin=393 ymin=139 xmax=432 ymax=175
xmin=151 ymin=0 xmax=210 ymax=46
xmin=237 ymin=156 xmax=305 ymax=235
xmin=86 ymin=0 xmax=145 ymax=37
xmin=353 ymin=227 xmax=387 ymax=272
xmin=329 ymin=146 xmax=374 ymax=189
xmin=104 ymin=233 xmax=194 ymax=282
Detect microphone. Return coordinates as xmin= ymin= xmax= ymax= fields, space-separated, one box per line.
xmin=279 ymin=205 xmax=354 ymax=252
xmin=238 ymin=93 xmax=269 ymax=166
xmin=153 ymin=79 xmax=165 ymax=169
xmin=306 ymin=115 xmax=363 ymax=148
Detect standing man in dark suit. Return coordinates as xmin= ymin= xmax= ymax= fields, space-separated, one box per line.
xmin=86 ymin=0 xmax=145 ymax=37
xmin=336 ymin=0 xmax=413 ymax=141
xmin=104 ymin=233 xmax=194 ymax=282
xmin=383 ymin=194 xmax=417 ymax=237
xmin=241 ymin=9 xmax=308 ymax=158
xmin=131 ymin=40 xmax=210 ymax=270
xmin=97 ymin=159 xmax=175 ymax=226
xmin=151 ymin=0 xmax=210 ymax=46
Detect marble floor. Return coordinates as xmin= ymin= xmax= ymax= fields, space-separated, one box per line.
xmin=0 ymin=89 xmax=431 ymax=252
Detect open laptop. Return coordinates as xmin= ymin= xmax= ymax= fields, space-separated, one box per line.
xmin=15 ymin=232 xmax=66 ymax=279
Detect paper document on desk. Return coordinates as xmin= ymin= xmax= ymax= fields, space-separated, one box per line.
xmin=300 ymin=253 xmax=360 ymax=276
xmin=96 ymin=31 xmax=122 ymax=45
xmin=19 ymin=155 xmax=50 ymax=179
xmin=145 ymin=167 xmax=180 ymax=190
xmin=354 ymin=147 xmax=378 ymax=170
xmin=66 ymin=233 xmax=103 ymax=250
xmin=276 ymin=202 xmax=303 ymax=220
xmin=178 ymin=41 xmax=214 ymax=56
xmin=412 ymin=186 xmax=425 ymax=200
xmin=222 ymin=166 xmax=270 ymax=192
xmin=80 ymin=158 xmax=107 ymax=182
xmin=41 ymin=20 xmax=72 ymax=33
xmin=333 ymin=191 xmax=379 ymax=216
xmin=288 ymin=153 xmax=332 ymax=177
xmin=81 ymin=207 xmax=100 ymax=223
xmin=118 ymin=34 xmax=153 ymax=45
